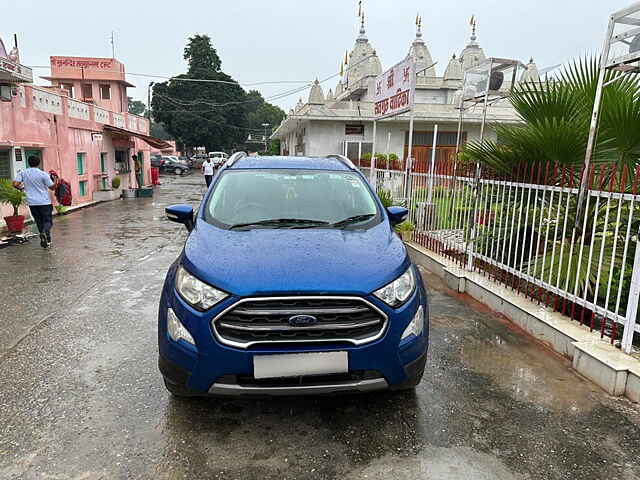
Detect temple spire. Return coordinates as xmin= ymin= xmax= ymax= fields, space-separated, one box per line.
xmin=469 ymin=15 xmax=478 ymax=44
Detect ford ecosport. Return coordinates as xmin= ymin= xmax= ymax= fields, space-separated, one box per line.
xmin=159 ymin=153 xmax=428 ymax=396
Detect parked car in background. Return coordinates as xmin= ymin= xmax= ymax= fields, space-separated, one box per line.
xmin=191 ymin=154 xmax=208 ymax=169
xmin=159 ymin=153 xmax=429 ymax=397
xmin=179 ymin=156 xmax=193 ymax=167
xmin=208 ymin=151 xmax=228 ymax=167
xmin=161 ymin=156 xmax=191 ymax=175
xmin=151 ymin=155 xmax=165 ymax=168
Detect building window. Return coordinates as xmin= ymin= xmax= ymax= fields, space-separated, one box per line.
xmin=76 ymin=153 xmax=86 ymax=175
xmin=0 ymin=150 xmax=11 ymax=179
xmin=61 ymin=83 xmax=74 ymax=98
xmin=81 ymin=84 xmax=93 ymax=100
xmin=79 ymin=180 xmax=88 ymax=197
xmin=99 ymin=84 xmax=111 ymax=100
xmin=100 ymin=152 xmax=107 ymax=173
xmin=404 ymin=131 xmax=462 ymax=146
xmin=344 ymin=141 xmax=373 ymax=162
xmin=345 ymin=124 xmax=365 ymax=135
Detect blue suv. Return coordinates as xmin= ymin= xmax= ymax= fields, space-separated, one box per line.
xmin=159 ymin=153 xmax=429 ymax=396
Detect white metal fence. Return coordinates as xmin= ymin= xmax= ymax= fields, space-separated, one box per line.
xmin=362 ymin=163 xmax=640 ymax=354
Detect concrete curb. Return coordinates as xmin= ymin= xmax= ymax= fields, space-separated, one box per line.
xmin=406 ymin=241 xmax=640 ymax=403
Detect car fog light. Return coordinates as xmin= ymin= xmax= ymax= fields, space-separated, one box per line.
xmin=167 ymin=308 xmax=195 ymax=346
xmin=401 ymin=306 xmax=424 ymax=340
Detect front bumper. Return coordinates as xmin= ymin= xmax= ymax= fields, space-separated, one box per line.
xmin=208 ymin=378 xmax=388 ymax=396
xmin=158 ymin=272 xmax=428 ymax=396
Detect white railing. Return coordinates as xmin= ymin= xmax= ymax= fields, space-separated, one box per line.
xmin=23 ymin=85 xmax=149 ymax=134
xmin=363 ymin=163 xmax=640 ymax=354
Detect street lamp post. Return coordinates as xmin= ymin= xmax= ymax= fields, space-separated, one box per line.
xmin=262 ymin=123 xmax=270 ymax=153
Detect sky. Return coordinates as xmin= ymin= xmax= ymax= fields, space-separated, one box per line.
xmin=4 ymin=0 xmax=633 ymax=111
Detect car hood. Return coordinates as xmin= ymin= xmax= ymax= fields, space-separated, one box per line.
xmin=182 ymin=220 xmax=409 ymax=297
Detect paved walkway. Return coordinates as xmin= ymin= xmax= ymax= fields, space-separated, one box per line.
xmin=0 ymin=175 xmax=638 ymax=480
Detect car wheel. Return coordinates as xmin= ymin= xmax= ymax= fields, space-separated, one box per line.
xmin=163 ymin=378 xmax=195 ymax=397
xmin=174 ymin=167 xmax=182 ymax=175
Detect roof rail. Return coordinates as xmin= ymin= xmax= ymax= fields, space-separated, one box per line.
xmin=326 ymin=154 xmax=356 ymax=170
xmin=226 ymin=151 xmax=247 ymax=167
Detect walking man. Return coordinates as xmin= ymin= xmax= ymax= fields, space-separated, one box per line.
xmin=13 ymin=156 xmax=56 ymax=248
xmin=202 ymin=157 xmax=215 ymax=188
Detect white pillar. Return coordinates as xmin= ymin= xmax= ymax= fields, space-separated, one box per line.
xmin=427 ymin=124 xmax=438 ymax=204
xmin=369 ymin=120 xmax=377 ymax=185
xmin=622 ymin=227 xmax=640 ymax=354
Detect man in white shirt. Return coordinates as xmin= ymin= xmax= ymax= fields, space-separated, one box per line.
xmin=202 ymin=158 xmax=215 ymax=188
xmin=13 ymin=156 xmax=57 ymax=248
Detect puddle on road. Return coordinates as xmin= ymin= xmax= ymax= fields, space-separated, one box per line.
xmin=459 ymin=334 xmax=600 ymax=412
xmin=420 ymin=266 xmax=601 ymax=413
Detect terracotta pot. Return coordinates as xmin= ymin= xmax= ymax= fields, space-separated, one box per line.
xmin=4 ymin=215 xmax=25 ymax=233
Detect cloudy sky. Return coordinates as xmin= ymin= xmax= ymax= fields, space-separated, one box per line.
xmin=5 ymin=0 xmax=632 ymax=111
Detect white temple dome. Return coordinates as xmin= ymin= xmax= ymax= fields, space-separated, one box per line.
xmin=308 ymin=79 xmax=325 ymax=104
xmin=326 ymin=88 xmax=334 ymax=102
xmin=408 ymin=24 xmax=436 ymax=77
xmin=444 ymin=54 xmax=463 ymax=80
xmin=459 ymin=22 xmax=486 ymax=71
xmin=345 ymin=18 xmax=382 ymax=87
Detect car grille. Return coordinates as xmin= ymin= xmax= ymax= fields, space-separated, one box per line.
xmin=212 ymin=297 xmax=387 ymax=348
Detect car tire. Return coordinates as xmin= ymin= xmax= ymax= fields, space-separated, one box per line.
xmin=174 ymin=167 xmax=182 ymax=175
xmin=163 ymin=378 xmax=198 ymax=397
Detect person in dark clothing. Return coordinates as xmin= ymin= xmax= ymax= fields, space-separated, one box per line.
xmin=13 ymin=156 xmax=57 ymax=248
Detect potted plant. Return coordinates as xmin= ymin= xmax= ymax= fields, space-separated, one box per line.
xmin=0 ymin=179 xmax=27 ymax=233
xmin=395 ymin=221 xmax=415 ymax=241
xmin=360 ymin=152 xmax=372 ymax=167
xmin=389 ymin=153 xmax=400 ymax=170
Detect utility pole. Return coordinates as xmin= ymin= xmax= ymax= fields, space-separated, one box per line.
xmin=110 ymin=31 xmax=115 ymax=59
xmin=147 ymin=82 xmax=154 ymax=120
xmin=262 ymin=123 xmax=270 ymax=153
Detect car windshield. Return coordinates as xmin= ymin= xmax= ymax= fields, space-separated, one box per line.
xmin=205 ymin=169 xmax=379 ymax=229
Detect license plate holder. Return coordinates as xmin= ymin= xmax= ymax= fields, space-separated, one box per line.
xmin=253 ymin=351 xmax=348 ymax=379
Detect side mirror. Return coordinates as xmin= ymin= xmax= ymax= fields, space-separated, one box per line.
xmin=387 ymin=206 xmax=408 ymax=226
xmin=166 ymin=204 xmax=194 ymax=231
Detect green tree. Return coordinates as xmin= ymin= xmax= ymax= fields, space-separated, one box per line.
xmin=244 ymin=90 xmax=285 ymax=131
xmin=127 ymin=97 xmax=146 ymax=116
xmin=150 ymin=122 xmax=172 ymax=140
xmin=151 ymin=34 xmax=247 ymax=151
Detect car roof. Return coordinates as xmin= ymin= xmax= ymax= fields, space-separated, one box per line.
xmin=229 ymin=156 xmax=352 ymax=171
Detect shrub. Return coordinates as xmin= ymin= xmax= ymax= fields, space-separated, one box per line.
xmin=111 ymin=177 xmax=121 ymax=189
xmin=395 ymin=221 xmax=415 ymax=232
xmin=377 ymin=189 xmax=394 ymax=208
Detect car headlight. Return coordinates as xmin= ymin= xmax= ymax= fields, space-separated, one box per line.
xmin=401 ymin=306 xmax=424 ymax=340
xmin=167 ymin=308 xmax=196 ymax=346
xmin=175 ymin=265 xmax=227 ymax=310
xmin=373 ymin=267 xmax=416 ymax=307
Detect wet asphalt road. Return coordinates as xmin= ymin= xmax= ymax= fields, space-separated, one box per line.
xmin=0 ymin=174 xmax=639 ymax=480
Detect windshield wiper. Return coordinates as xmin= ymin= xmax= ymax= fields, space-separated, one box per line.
xmin=229 ymin=218 xmax=330 ymax=230
xmin=330 ymin=214 xmax=376 ymax=228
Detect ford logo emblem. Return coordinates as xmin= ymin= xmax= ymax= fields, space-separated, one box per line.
xmin=288 ymin=314 xmax=318 ymax=327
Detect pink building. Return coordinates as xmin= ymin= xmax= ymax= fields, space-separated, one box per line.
xmin=0 ymin=44 xmax=170 ymax=220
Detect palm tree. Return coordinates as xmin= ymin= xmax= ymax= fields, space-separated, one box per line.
xmin=462 ymin=58 xmax=640 ymax=187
